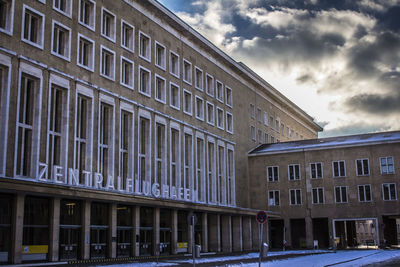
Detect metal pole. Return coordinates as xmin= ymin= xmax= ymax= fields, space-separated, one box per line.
xmin=192 ymin=215 xmax=195 ymax=267
xmin=259 ymin=223 xmax=263 ymax=267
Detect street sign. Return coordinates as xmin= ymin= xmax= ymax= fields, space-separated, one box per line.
xmin=256 ymin=210 xmax=267 ymax=224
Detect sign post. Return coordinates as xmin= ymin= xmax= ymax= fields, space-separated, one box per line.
xmin=256 ymin=211 xmax=268 ymax=267
xmin=188 ymin=212 xmax=197 ymax=267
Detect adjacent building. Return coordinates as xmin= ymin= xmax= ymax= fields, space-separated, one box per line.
xmin=249 ymin=131 xmax=400 ymax=250
xmin=0 ymin=0 xmax=322 ymax=264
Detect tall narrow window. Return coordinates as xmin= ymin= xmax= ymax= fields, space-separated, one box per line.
xmin=206 ymin=74 xmax=214 ymax=97
xmin=101 ymin=7 xmax=115 ymax=42
xmin=170 ymin=82 xmax=180 ymax=110
xmin=51 ymin=21 xmax=71 ymax=61
xmin=216 ymin=108 xmax=224 ymax=130
xmin=382 ymin=183 xmax=397 ymax=201
xmin=119 ymin=109 xmax=133 ymax=188
xmin=310 ymin=162 xmax=323 ymax=179
xmin=47 ymin=85 xmax=67 ymax=180
xmin=358 ymin=184 xmax=372 ymax=202
xmin=120 ymin=57 xmax=134 ymax=89
xmin=155 ymin=75 xmax=166 ymax=104
xmin=79 ymin=0 xmax=95 ymax=30
xmin=22 ymin=5 xmax=45 ymax=49
xmin=206 ymin=102 xmax=214 ymax=125
xmin=250 ymin=126 xmax=255 ymax=141
xmin=195 ymin=96 xmax=204 ymax=121
xmin=207 ymin=140 xmax=215 ymax=203
xmin=267 ymin=166 xmax=279 ymax=182
xmin=183 ymin=59 xmax=192 ymax=85
xmin=380 ymin=157 xmax=394 ymax=174
xmin=155 ymin=42 xmax=166 ymax=70
xmin=335 ymin=186 xmax=348 ymax=203
xmin=196 ymin=136 xmax=205 ymax=203
xmin=288 ymin=164 xmax=300 ymax=180
xmin=356 ymin=159 xmax=369 ymax=176
xmin=77 ymin=34 xmax=94 ymax=71
xmin=250 ymin=104 xmax=255 ymax=119
xmin=100 ymin=46 xmax=115 ymax=80
xmin=0 ymin=63 xmax=10 ymax=175
xmin=226 ymin=112 xmax=233 ymax=134
xmin=333 ymin=160 xmax=346 ymax=177
xmin=183 ymin=133 xmax=193 ymax=191
xmin=138 ymin=116 xmax=150 ymax=191
xmin=169 ymin=51 xmax=179 ymax=78
xmin=312 ymin=188 xmax=324 ymax=204
xmin=217 ymin=145 xmax=225 ymax=205
xmin=16 ymin=74 xmax=38 ymax=177
xmin=195 ymin=67 xmax=203 ymax=91
xmin=139 ymin=31 xmax=151 ymax=62
xmin=289 ymin=189 xmax=302 ymax=205
xmin=227 ymin=147 xmax=235 ymax=206
xmin=155 ymin=121 xmax=166 ymax=185
xmin=257 ymin=129 xmax=262 ymax=144
xmin=183 ymin=89 xmax=192 ymax=115
xmin=99 ymin=102 xmax=114 ymax=184
xmin=121 ymin=20 xmax=134 ymax=52
xmin=216 ymin=81 xmax=223 ymax=102
xmin=225 ymin=86 xmax=232 ymax=107
xmin=170 ymin=127 xmax=180 ymax=189
xmin=138 ymin=66 xmax=151 ymax=97
xmin=0 ymin=0 xmax=13 ymax=34
xmin=53 ymin=0 xmax=72 ymax=17
xmin=268 ymin=191 xmax=279 ymax=206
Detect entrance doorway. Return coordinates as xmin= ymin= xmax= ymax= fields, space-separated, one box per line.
xmin=383 ymin=216 xmax=398 ymax=246
xmin=117 ymin=205 xmax=133 ymax=257
xmin=290 ymin=219 xmax=306 ymax=248
xmin=140 ymin=207 xmax=153 ymax=256
xmin=59 ymin=199 xmax=81 ymax=260
xmin=0 ymin=194 xmax=12 ymax=263
xmin=159 ymin=209 xmax=171 ymax=255
xmin=270 ymin=219 xmax=284 ymax=249
xmin=177 ymin=211 xmax=188 ymax=253
xmin=312 ymin=218 xmax=329 ymax=248
xmin=334 ymin=218 xmax=378 ymax=248
xmin=90 ymin=202 xmax=108 ymax=259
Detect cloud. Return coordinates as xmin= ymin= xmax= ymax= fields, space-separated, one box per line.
xmin=320 ymin=122 xmax=392 ymax=137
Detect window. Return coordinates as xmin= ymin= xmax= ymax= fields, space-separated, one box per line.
xmin=138 ymin=66 xmax=151 ymax=97
xmin=170 ymin=125 xmax=180 ymax=190
xmin=183 ymin=59 xmax=192 ymax=85
xmin=217 ymin=144 xmax=226 ymax=204
xmin=358 ymin=184 xmax=372 ymax=202
xmin=100 ymin=46 xmax=115 ymax=80
xmin=289 ymin=189 xmax=302 ymax=205
xmin=47 ymin=83 xmax=68 ymax=180
xmin=169 ymin=51 xmax=179 ymax=78
xmin=169 ymin=82 xmax=180 ymax=110
xmin=53 ymin=0 xmax=72 ymax=17
xmin=335 ymin=186 xmax=348 ymax=203
xmin=257 ymin=129 xmax=262 ymax=144
xmin=216 ymin=80 xmax=223 ymax=102
xmin=154 ymin=74 xmax=166 ymax=104
xmin=267 ymin=166 xmax=279 ymax=182
xmin=0 ymin=0 xmax=14 ymax=34
xmin=268 ymin=191 xmax=280 ymax=206
xmin=51 ymin=20 xmax=71 ymax=61
xmin=139 ymin=31 xmax=151 ymax=62
xmin=22 ymin=5 xmax=45 ymax=49
xmin=101 ymin=7 xmax=116 ymax=42
xmin=310 ymin=162 xmax=323 ymax=179
xmin=195 ymin=136 xmax=205 ymax=203
xmin=226 ymin=112 xmax=233 ymax=134
xmin=257 ymin=108 xmax=261 ymax=123
xmin=16 ymin=73 xmax=41 ymax=177
xmin=75 ymin=89 xmax=93 ymax=185
xmin=275 ymin=120 xmax=280 ymax=133
xmin=121 ymin=20 xmax=134 ymax=52
xmin=120 ymin=56 xmax=134 ymax=89
xmin=195 ymin=96 xmax=204 ymax=121
xmin=155 ymin=41 xmax=166 ymax=70
xmin=216 ymin=107 xmax=224 ymax=130
xmin=270 ymin=135 xmax=275 ymax=143
xmin=183 ymin=89 xmax=192 ymax=115
xmin=98 ymin=101 xmax=114 ymax=184
xmin=195 ymin=67 xmax=203 ymax=91
xmin=250 ymin=126 xmax=255 ymax=141
xmin=77 ymin=34 xmax=94 ymax=71
xmin=281 ymin=123 xmax=285 ymax=136
xmin=270 ymin=116 xmax=274 ymax=129
xmin=288 ymin=164 xmax=300 ymax=180
xmin=264 ymin=133 xmax=269 ymax=143
xmin=380 ymin=157 xmax=394 ymax=174
xmin=183 ymin=132 xmax=193 ymax=190
xmin=119 ymin=108 xmax=134 ymax=187
xmin=225 ymin=86 xmax=232 ymax=107
xmin=356 ymin=159 xmax=369 ymax=176
xmin=0 ymin=61 xmax=10 ymax=175
xmin=312 ymin=188 xmax=324 ymax=204
xmin=227 ymin=146 xmax=235 ymax=206
xmin=287 ymin=127 xmax=290 ymax=138
xmin=138 ymin=114 xmax=151 ymax=191
xmin=206 ymin=74 xmax=214 ymax=96
xmin=382 ymin=183 xmax=397 ymax=201
xmin=206 ymin=102 xmax=214 ymax=125
xmin=79 ymin=0 xmax=95 ymax=31
xmin=264 ymin=112 xmax=268 ymax=126
xmin=250 ymin=104 xmax=255 ymax=119
xmin=207 ymin=139 xmax=216 ymax=203
xmin=154 ymin=119 xmax=166 ymax=185
xmin=333 ymin=160 xmax=346 ymax=177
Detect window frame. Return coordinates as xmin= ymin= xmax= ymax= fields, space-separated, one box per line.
xmin=0 ymin=0 xmax=14 ymax=35
xmin=312 ymin=187 xmax=324 ymax=204
xmin=332 ymin=160 xmax=346 ymax=178
xmin=334 ymin=186 xmax=348 ymax=203
xmin=216 ymin=80 xmax=224 ymax=103
xmin=250 ymin=126 xmax=255 ymax=141
xmin=310 ymin=162 xmax=323 ymax=179
xmin=154 ymin=73 xmax=166 ymax=104
xmin=139 ymin=31 xmax=151 ymax=62
xmin=216 ymin=107 xmax=224 ymax=130
xmin=182 ymin=88 xmax=193 ymax=116
xmin=382 ymin=183 xmax=397 ymax=201
xmin=51 ymin=20 xmax=71 ymax=61
xmin=169 ymin=51 xmax=180 ymax=78
xmin=120 ymin=56 xmax=134 ymax=90
xmin=183 ymin=58 xmax=192 ymax=85
xmin=195 ymin=95 xmax=204 ymax=121
xmin=356 ymin=158 xmax=370 ymax=176
xmin=78 ymin=0 xmax=96 ymax=31
xmin=169 ymin=81 xmax=180 ymax=110
xmin=380 ymin=156 xmax=395 ymax=175
xmin=0 ymin=55 xmax=11 ymax=176
xmin=205 ymin=73 xmax=214 ymax=97
xmin=266 ymin=166 xmax=279 ymax=182
xmin=21 ymin=5 xmax=45 ymax=50
xmin=154 ymin=41 xmax=166 ymax=71
xmin=100 ymin=7 xmax=116 ymax=43
xmin=206 ymin=101 xmax=215 ymax=126
xmin=53 ymin=0 xmax=72 ymax=18
xmin=226 ymin=111 xmax=233 ymax=134
xmin=288 ymin=164 xmax=301 ymax=181
xmin=268 ymin=190 xmax=280 ymax=206
xmin=120 ymin=19 xmax=134 ymax=53
xmin=138 ymin=65 xmax=151 ymax=98
xmin=225 ymin=86 xmax=232 ymax=108
xmin=250 ymin=104 xmax=255 ymax=119
xmin=100 ymin=45 xmax=116 ymax=81
xmin=195 ymin=66 xmax=203 ymax=91
xmin=289 ymin=189 xmax=302 ymax=205
xmin=77 ymin=33 xmax=95 ymax=72
xmin=358 ymin=184 xmax=372 ymax=202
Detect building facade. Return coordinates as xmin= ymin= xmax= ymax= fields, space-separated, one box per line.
xmin=0 ymin=0 xmax=322 ymax=264
xmin=249 ymin=132 xmax=400 ymax=250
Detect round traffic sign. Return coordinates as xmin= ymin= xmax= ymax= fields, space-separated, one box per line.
xmin=256 ymin=210 xmax=267 ymax=224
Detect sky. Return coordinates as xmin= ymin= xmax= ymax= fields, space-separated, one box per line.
xmin=157 ymin=0 xmax=400 ymax=137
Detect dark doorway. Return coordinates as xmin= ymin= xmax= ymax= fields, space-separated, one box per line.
xmin=117 ymin=205 xmax=133 ymax=257
xmin=59 ymin=199 xmax=81 ymax=260
xmin=0 ymin=194 xmax=12 ymax=263
xmin=140 ymin=207 xmax=153 ymax=256
xmin=312 ymin=218 xmax=329 ymax=248
xmin=160 ymin=209 xmax=171 ymax=255
xmin=383 ymin=216 xmax=398 ymax=246
xmin=346 ymin=221 xmax=356 ymax=247
xmin=177 ymin=211 xmax=188 ymax=253
xmin=335 ymin=221 xmax=346 ymax=248
xmin=90 ymin=202 xmax=108 ymax=259
xmin=290 ymin=219 xmax=306 ymax=248
xmin=270 ymin=219 xmax=284 ymax=249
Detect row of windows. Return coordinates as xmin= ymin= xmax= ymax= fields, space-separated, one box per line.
xmin=250 ymin=104 xmax=304 ymax=142
xmin=0 ymin=59 xmax=236 ymax=206
xmin=251 ymin=126 xmax=281 ymax=144
xmin=268 ymin=183 xmax=398 ymax=206
xmin=266 ymin=157 xmax=395 ymax=182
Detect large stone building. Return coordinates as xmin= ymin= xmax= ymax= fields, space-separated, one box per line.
xmin=249 ymin=131 xmax=400 ymax=250
xmin=0 ymin=0 xmax=322 ymax=264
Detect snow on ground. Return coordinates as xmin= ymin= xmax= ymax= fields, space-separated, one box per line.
xmin=100 ymin=250 xmax=400 ymax=267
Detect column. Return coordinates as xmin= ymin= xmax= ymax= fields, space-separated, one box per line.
xmin=284 ymin=218 xmax=291 ymax=249
xmin=208 ymin=214 xmax=220 ymax=252
xmin=242 ymin=216 xmax=252 ymax=251
xmin=132 ymin=206 xmax=140 ymax=256
xmin=251 ymin=218 xmax=259 ymax=250
xmin=232 ymin=216 xmax=243 ymax=252
xmin=328 ymin=217 xmax=334 ymax=248
xmin=201 ymin=213 xmax=208 ymax=252
xmin=49 ymin=198 xmax=60 ymax=262
xmin=305 ymin=216 xmax=313 ymax=248
xmin=171 ymin=209 xmax=178 ymax=255
xmin=153 ymin=207 xmax=160 ymax=256
xmin=108 ymin=203 xmax=117 ymax=258
xmin=11 ymin=194 xmax=24 ymax=264
xmin=221 ymin=215 xmax=232 ymax=253
xmin=81 ymin=200 xmax=91 ymax=260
